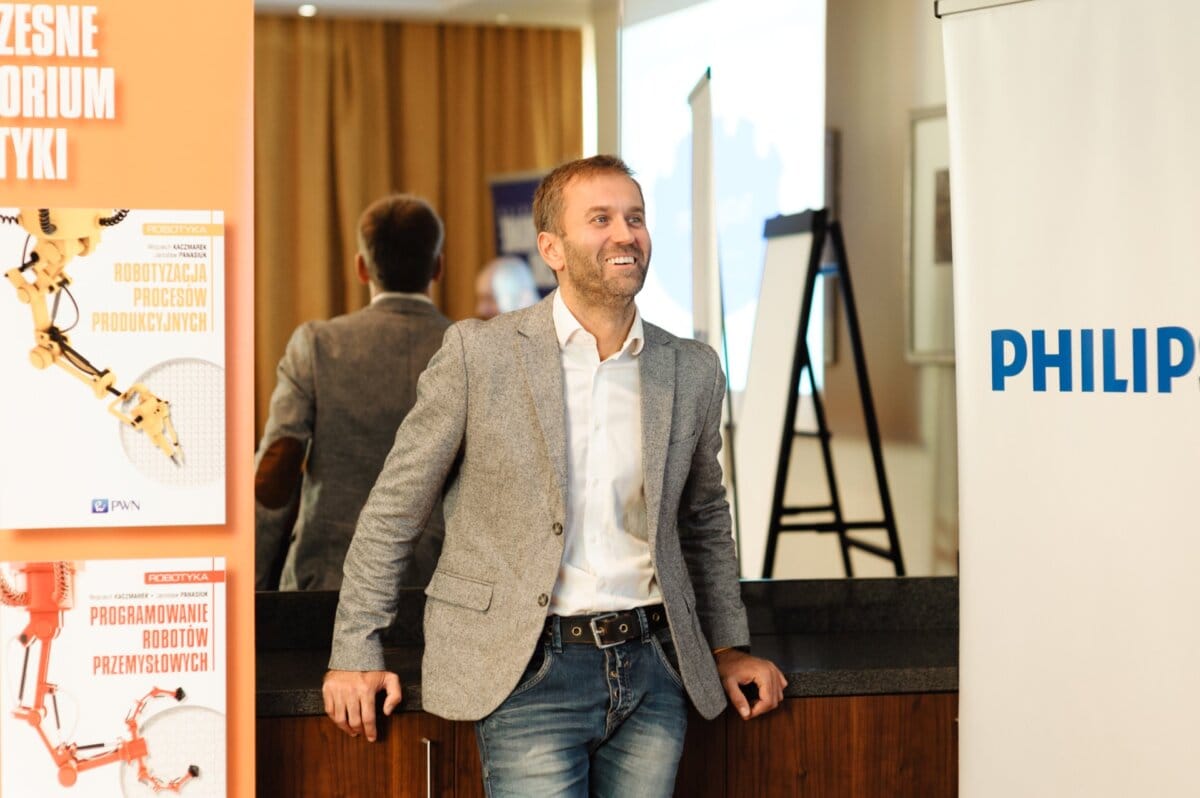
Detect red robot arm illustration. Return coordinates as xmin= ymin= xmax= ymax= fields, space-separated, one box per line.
xmin=3 ymin=209 xmax=184 ymax=465
xmin=1 ymin=562 xmax=199 ymax=791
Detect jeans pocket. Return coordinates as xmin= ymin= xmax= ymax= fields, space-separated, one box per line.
xmin=508 ymin=641 xmax=554 ymax=699
xmin=650 ymin=631 xmax=684 ymax=689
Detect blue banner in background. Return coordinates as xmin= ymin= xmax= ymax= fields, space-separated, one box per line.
xmin=488 ymin=172 xmax=554 ymax=293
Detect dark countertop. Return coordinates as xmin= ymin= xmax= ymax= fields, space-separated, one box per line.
xmin=256 ymin=577 xmax=958 ymax=717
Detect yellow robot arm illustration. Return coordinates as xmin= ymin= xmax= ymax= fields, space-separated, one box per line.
xmin=3 ymin=209 xmax=184 ymax=465
xmin=109 ymin=382 xmax=182 ymax=464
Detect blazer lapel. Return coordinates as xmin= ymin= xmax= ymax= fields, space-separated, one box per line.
xmin=518 ymin=298 xmax=568 ymax=508
xmin=639 ymin=326 xmax=675 ymax=548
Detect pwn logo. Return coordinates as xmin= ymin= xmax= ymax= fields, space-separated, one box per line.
xmin=90 ymin=498 xmax=140 ymax=513
xmin=991 ymin=326 xmax=1197 ymax=393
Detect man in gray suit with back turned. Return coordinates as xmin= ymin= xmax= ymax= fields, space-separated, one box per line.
xmin=255 ymin=194 xmax=451 ymax=591
xmin=324 ymin=157 xmax=786 ymax=796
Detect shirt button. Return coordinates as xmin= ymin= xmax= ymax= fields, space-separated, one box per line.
xmin=537 ymin=593 xmax=549 ymax=607
xmin=552 ymin=522 xmax=563 ymax=536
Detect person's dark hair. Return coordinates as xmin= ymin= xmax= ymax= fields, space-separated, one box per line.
xmin=532 ymin=155 xmax=643 ymax=236
xmin=357 ymin=194 xmax=444 ymax=293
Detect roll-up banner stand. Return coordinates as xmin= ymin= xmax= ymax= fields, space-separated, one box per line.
xmin=0 ymin=2 xmax=254 ymax=795
xmin=688 ymin=67 xmax=744 ymax=557
xmin=689 ymin=68 xmax=721 ymax=354
xmin=942 ymin=0 xmax=1200 ymax=794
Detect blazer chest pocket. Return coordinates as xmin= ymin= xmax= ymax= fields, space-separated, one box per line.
xmin=425 ymin=570 xmax=493 ymax=612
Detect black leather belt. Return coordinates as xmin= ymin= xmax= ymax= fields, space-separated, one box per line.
xmin=548 ymin=604 xmax=668 ymax=648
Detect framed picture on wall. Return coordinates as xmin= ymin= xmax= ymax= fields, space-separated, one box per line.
xmin=904 ymin=106 xmax=955 ymax=364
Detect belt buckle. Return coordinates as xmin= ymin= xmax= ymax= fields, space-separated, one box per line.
xmin=589 ymin=612 xmax=622 ymax=649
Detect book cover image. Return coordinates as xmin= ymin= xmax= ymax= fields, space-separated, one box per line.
xmin=0 ymin=558 xmax=226 ymax=796
xmin=0 ymin=208 xmax=226 ymax=529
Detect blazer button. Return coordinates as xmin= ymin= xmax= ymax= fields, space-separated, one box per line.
xmin=552 ymin=522 xmax=563 ymax=536
xmin=537 ymin=593 xmax=549 ymax=606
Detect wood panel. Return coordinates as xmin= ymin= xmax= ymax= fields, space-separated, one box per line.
xmin=674 ymin=708 xmax=727 ymax=798
xmin=394 ymin=712 xmax=459 ymax=798
xmin=256 ymin=712 xmax=457 ymax=798
xmin=724 ymin=692 xmax=852 ymax=795
xmin=258 ymin=693 xmax=957 ymax=797
xmin=454 ymin=721 xmax=486 ymax=798
xmin=724 ymin=693 xmax=958 ymax=798
xmin=851 ymin=693 xmax=958 ymax=797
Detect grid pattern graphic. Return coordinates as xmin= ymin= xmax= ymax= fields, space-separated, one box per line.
xmin=119 ymin=705 xmax=226 ymax=797
xmin=118 ymin=359 xmax=225 ymax=487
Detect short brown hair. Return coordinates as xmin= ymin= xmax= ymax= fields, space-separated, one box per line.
xmin=357 ymin=194 xmax=444 ymax=292
xmin=532 ymin=155 xmax=643 ymax=235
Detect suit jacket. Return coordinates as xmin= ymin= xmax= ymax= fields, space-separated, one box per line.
xmin=255 ymin=295 xmax=451 ymax=590
xmin=330 ymin=293 xmax=750 ymax=721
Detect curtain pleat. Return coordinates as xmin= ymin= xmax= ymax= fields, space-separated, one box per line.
xmin=254 ymin=17 xmax=582 ymax=436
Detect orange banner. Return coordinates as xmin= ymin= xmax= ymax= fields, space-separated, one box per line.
xmin=0 ymin=1 xmax=254 ymax=795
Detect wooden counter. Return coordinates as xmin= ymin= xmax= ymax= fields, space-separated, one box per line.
xmin=256 ymin=578 xmax=958 ymax=797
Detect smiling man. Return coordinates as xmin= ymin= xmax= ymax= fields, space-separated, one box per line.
xmin=323 ymin=155 xmax=786 ymax=797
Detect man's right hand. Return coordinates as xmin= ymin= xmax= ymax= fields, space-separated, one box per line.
xmin=323 ymin=669 xmax=402 ymax=742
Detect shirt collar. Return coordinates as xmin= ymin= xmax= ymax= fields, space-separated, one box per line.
xmin=552 ymin=289 xmax=645 ymax=357
xmin=371 ymin=290 xmax=433 ymax=305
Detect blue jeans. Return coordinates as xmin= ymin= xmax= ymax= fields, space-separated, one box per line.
xmin=475 ymin=609 xmax=688 ymax=797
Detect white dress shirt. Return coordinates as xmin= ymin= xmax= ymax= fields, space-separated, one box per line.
xmin=371 ymin=290 xmax=433 ymax=305
xmin=548 ymin=290 xmax=662 ymax=615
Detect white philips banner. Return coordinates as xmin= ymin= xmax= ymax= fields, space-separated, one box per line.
xmin=943 ymin=1 xmax=1200 ymax=795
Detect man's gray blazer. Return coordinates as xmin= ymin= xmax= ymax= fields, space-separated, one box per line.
xmin=330 ymin=293 xmax=750 ymax=721
xmin=255 ymin=295 xmax=450 ymax=590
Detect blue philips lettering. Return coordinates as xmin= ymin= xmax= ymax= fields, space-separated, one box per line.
xmin=1032 ymin=329 xmax=1072 ymax=392
xmin=989 ymin=326 xmax=1198 ymax=394
xmin=1132 ymin=328 xmax=1147 ymax=393
xmin=1102 ymin=329 xmax=1127 ymax=392
xmin=1080 ymin=329 xmax=1095 ymax=392
xmin=1156 ymin=326 xmax=1196 ymax=393
xmin=991 ymin=329 xmax=1026 ymax=391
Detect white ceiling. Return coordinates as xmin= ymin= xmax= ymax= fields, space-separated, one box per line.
xmin=253 ymin=0 xmax=594 ymax=27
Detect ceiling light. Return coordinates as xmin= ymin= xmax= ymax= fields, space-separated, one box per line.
xmin=298 ymin=4 xmax=317 ymax=17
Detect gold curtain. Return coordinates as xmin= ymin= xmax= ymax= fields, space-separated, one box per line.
xmin=254 ymin=17 xmax=583 ymax=435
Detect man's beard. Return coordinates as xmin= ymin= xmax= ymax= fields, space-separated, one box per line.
xmin=561 ymin=237 xmax=649 ymax=307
